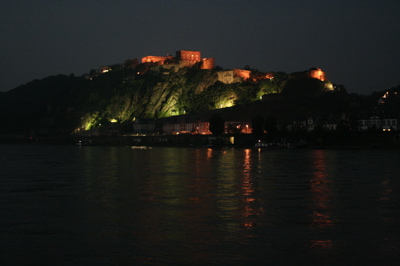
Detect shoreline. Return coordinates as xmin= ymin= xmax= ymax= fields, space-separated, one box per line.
xmin=2 ymin=132 xmax=400 ymax=149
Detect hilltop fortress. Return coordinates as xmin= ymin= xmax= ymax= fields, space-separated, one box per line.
xmin=140 ymin=49 xmax=254 ymax=84
xmin=141 ymin=50 xmax=215 ymax=70
xmin=140 ymin=50 xmax=332 ymax=88
xmin=97 ymin=49 xmax=333 ymax=91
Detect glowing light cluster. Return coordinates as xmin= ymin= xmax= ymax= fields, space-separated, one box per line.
xmin=309 ymin=68 xmax=326 ymax=81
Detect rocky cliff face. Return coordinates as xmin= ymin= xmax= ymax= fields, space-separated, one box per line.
xmin=93 ymin=68 xmax=220 ymax=123
xmin=5 ymin=65 xmax=342 ymax=136
xmin=0 ymin=66 xmax=248 ymax=134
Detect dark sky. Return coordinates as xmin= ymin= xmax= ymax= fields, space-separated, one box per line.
xmin=1 ymin=0 xmax=399 ymax=94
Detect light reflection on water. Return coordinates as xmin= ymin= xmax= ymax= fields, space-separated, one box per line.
xmin=1 ymin=145 xmax=400 ymax=265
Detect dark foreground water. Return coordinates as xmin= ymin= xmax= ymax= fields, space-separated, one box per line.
xmin=1 ymin=145 xmax=400 ymax=265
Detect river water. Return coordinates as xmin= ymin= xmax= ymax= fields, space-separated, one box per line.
xmin=1 ymin=145 xmax=399 ymax=265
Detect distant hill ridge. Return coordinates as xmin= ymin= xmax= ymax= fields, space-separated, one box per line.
xmin=1 ymin=49 xmax=397 ymax=137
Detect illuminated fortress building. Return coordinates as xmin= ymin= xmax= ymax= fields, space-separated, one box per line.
xmin=141 ymin=50 xmax=214 ymax=70
xmin=141 ymin=55 xmax=173 ymax=65
xmin=309 ymin=67 xmax=326 ymax=81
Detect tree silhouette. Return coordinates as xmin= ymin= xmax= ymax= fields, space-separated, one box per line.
xmin=265 ymin=117 xmax=277 ymax=135
xmin=252 ymin=114 xmax=264 ymax=138
xmin=209 ymin=114 xmax=225 ymax=136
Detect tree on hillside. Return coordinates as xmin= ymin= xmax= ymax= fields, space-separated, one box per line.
xmin=251 ymin=114 xmax=264 ymax=138
xmin=264 ymin=117 xmax=277 ymax=135
xmin=209 ymin=114 xmax=225 ymax=136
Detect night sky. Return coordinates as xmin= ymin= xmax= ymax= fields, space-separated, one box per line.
xmin=1 ymin=0 xmax=399 ymax=95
